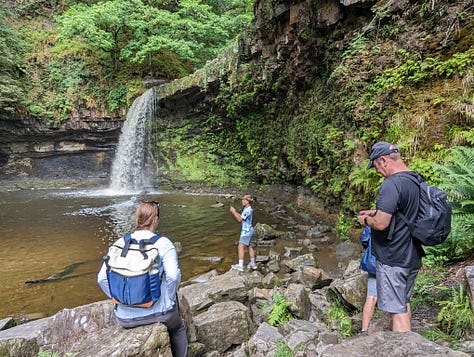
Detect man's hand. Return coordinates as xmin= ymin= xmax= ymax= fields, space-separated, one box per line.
xmin=357 ymin=210 xmax=377 ymax=227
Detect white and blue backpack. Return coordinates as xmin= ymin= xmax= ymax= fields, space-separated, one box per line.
xmin=104 ymin=234 xmax=162 ymax=307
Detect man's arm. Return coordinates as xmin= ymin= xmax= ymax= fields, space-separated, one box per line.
xmin=358 ymin=210 xmax=392 ymax=231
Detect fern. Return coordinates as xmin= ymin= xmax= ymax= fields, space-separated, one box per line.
xmin=428 ymin=146 xmax=474 ymax=260
xmin=436 ymin=146 xmax=474 ymax=215
xmin=436 ymin=285 xmax=474 ymax=339
xmin=326 ymin=300 xmax=352 ymax=338
xmin=268 ymin=292 xmax=294 ymax=326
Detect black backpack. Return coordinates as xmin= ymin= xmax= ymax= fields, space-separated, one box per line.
xmin=394 ymin=172 xmax=452 ymax=246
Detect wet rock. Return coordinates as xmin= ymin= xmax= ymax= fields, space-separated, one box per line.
xmin=181 ymin=269 xmax=219 ymax=287
xmin=283 ymin=246 xmax=303 ymax=258
xmin=0 ymin=318 xmax=15 ymax=331
xmin=328 ymin=261 xmax=367 ymax=310
xmin=254 ymin=223 xmax=279 ymax=240
xmin=247 ymin=322 xmax=284 ymax=356
xmin=306 ymin=224 xmax=333 ymax=238
xmin=283 ymin=253 xmax=317 ymax=272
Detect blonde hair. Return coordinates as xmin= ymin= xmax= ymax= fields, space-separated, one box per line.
xmin=135 ymin=201 xmax=159 ymax=230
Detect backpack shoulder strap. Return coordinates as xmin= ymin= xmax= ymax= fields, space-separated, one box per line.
xmin=386 ymin=171 xmax=421 ymax=240
xmin=397 ymin=171 xmax=424 ymax=186
xmin=387 ymin=171 xmax=426 ymax=240
xmin=120 ymin=234 xmax=133 ymax=257
xmin=145 ymin=234 xmax=161 ymax=244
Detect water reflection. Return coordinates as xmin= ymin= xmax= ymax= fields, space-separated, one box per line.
xmin=0 ymin=187 xmax=261 ymax=318
xmin=0 ymin=185 xmax=342 ymax=319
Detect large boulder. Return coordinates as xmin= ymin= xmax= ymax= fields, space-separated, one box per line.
xmin=465 ymin=266 xmax=474 ymax=312
xmin=178 ymin=269 xmax=262 ymax=315
xmin=328 ymin=260 xmax=367 ymax=310
xmin=0 ymin=301 xmax=172 ymax=357
xmin=193 ymin=301 xmax=253 ymax=353
xmin=320 ymin=331 xmax=470 ymax=356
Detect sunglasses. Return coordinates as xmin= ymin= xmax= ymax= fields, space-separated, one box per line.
xmin=141 ymin=200 xmax=160 ymax=208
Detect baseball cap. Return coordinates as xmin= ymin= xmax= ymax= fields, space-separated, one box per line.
xmin=367 ymin=142 xmax=399 ymax=169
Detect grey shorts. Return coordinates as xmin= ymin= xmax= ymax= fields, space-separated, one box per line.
xmin=367 ymin=273 xmax=377 ymax=297
xmin=376 ymin=261 xmax=420 ymax=314
xmin=239 ymin=235 xmax=254 ymax=246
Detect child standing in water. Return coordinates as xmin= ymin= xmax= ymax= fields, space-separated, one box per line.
xmin=229 ymin=194 xmax=256 ymax=271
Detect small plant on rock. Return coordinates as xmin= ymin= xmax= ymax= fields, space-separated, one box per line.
xmin=326 ymin=299 xmax=352 ymax=338
xmin=274 ymin=340 xmax=293 ymax=357
xmin=268 ymin=292 xmax=294 ymax=326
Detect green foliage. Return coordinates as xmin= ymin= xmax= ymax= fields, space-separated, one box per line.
xmin=56 ymin=0 xmax=252 ymax=73
xmin=152 ymin=122 xmax=252 ymax=188
xmin=423 ymin=327 xmax=458 ymax=344
xmin=24 ymin=58 xmax=94 ymax=121
xmin=343 ymin=35 xmax=369 ymax=59
xmin=0 ymin=5 xmax=25 ymax=115
xmin=274 ymin=340 xmax=293 ymax=357
xmin=348 ymin=163 xmax=382 ymax=210
xmin=38 ymin=351 xmax=62 ymax=357
xmin=335 ymin=213 xmax=351 ymax=241
xmin=326 ymin=299 xmax=352 ymax=338
xmin=407 ymin=157 xmax=438 ymax=183
xmin=107 ymin=85 xmax=128 ymax=112
xmin=373 ymin=48 xmax=474 ymax=93
xmin=430 ymin=146 xmax=474 ymax=260
xmin=411 ymin=265 xmax=447 ymax=309
xmin=268 ymin=292 xmax=294 ymax=327
xmin=437 ymin=48 xmax=474 ymax=77
xmin=10 ymin=0 xmax=252 ymax=121
xmin=436 ymin=285 xmax=474 ymax=339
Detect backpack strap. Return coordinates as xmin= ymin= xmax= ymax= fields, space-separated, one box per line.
xmin=119 ymin=234 xmax=161 ymax=258
xmin=386 ymin=172 xmax=422 ymax=240
xmin=137 ymin=235 xmax=161 ymax=259
xmin=120 ymin=234 xmax=133 ymax=257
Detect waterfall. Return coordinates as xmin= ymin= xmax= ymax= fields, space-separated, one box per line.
xmin=109 ymin=88 xmax=156 ymax=193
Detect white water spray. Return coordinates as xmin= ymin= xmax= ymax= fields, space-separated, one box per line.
xmin=109 ymin=88 xmax=156 ymax=193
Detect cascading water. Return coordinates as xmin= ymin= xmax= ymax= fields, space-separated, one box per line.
xmin=109 ymin=88 xmax=156 ymax=193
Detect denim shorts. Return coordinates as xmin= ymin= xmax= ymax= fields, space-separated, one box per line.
xmin=239 ymin=235 xmax=254 ymax=246
xmin=376 ymin=261 xmax=419 ymax=314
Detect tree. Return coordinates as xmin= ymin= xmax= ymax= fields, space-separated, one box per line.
xmin=56 ymin=0 xmax=253 ymax=76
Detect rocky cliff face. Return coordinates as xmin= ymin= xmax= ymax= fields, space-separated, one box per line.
xmin=0 ymin=109 xmax=123 ymax=179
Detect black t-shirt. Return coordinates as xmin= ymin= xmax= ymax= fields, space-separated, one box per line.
xmin=371 ymin=171 xmax=424 ymax=268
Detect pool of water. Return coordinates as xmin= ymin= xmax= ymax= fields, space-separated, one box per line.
xmin=0 ymin=183 xmax=341 ymax=319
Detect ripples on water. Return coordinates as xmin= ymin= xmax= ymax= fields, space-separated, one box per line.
xmin=0 ymin=184 xmax=341 ymax=319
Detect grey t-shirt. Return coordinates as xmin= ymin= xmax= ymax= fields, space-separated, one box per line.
xmin=371 ymin=171 xmax=424 ymax=268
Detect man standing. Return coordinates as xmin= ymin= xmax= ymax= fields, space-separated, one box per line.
xmin=357 ymin=142 xmax=424 ymax=332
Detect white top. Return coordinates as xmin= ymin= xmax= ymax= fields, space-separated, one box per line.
xmin=97 ymin=230 xmax=181 ymax=318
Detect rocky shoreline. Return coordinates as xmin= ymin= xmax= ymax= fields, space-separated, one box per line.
xmin=1 ymin=218 xmax=473 ymax=356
